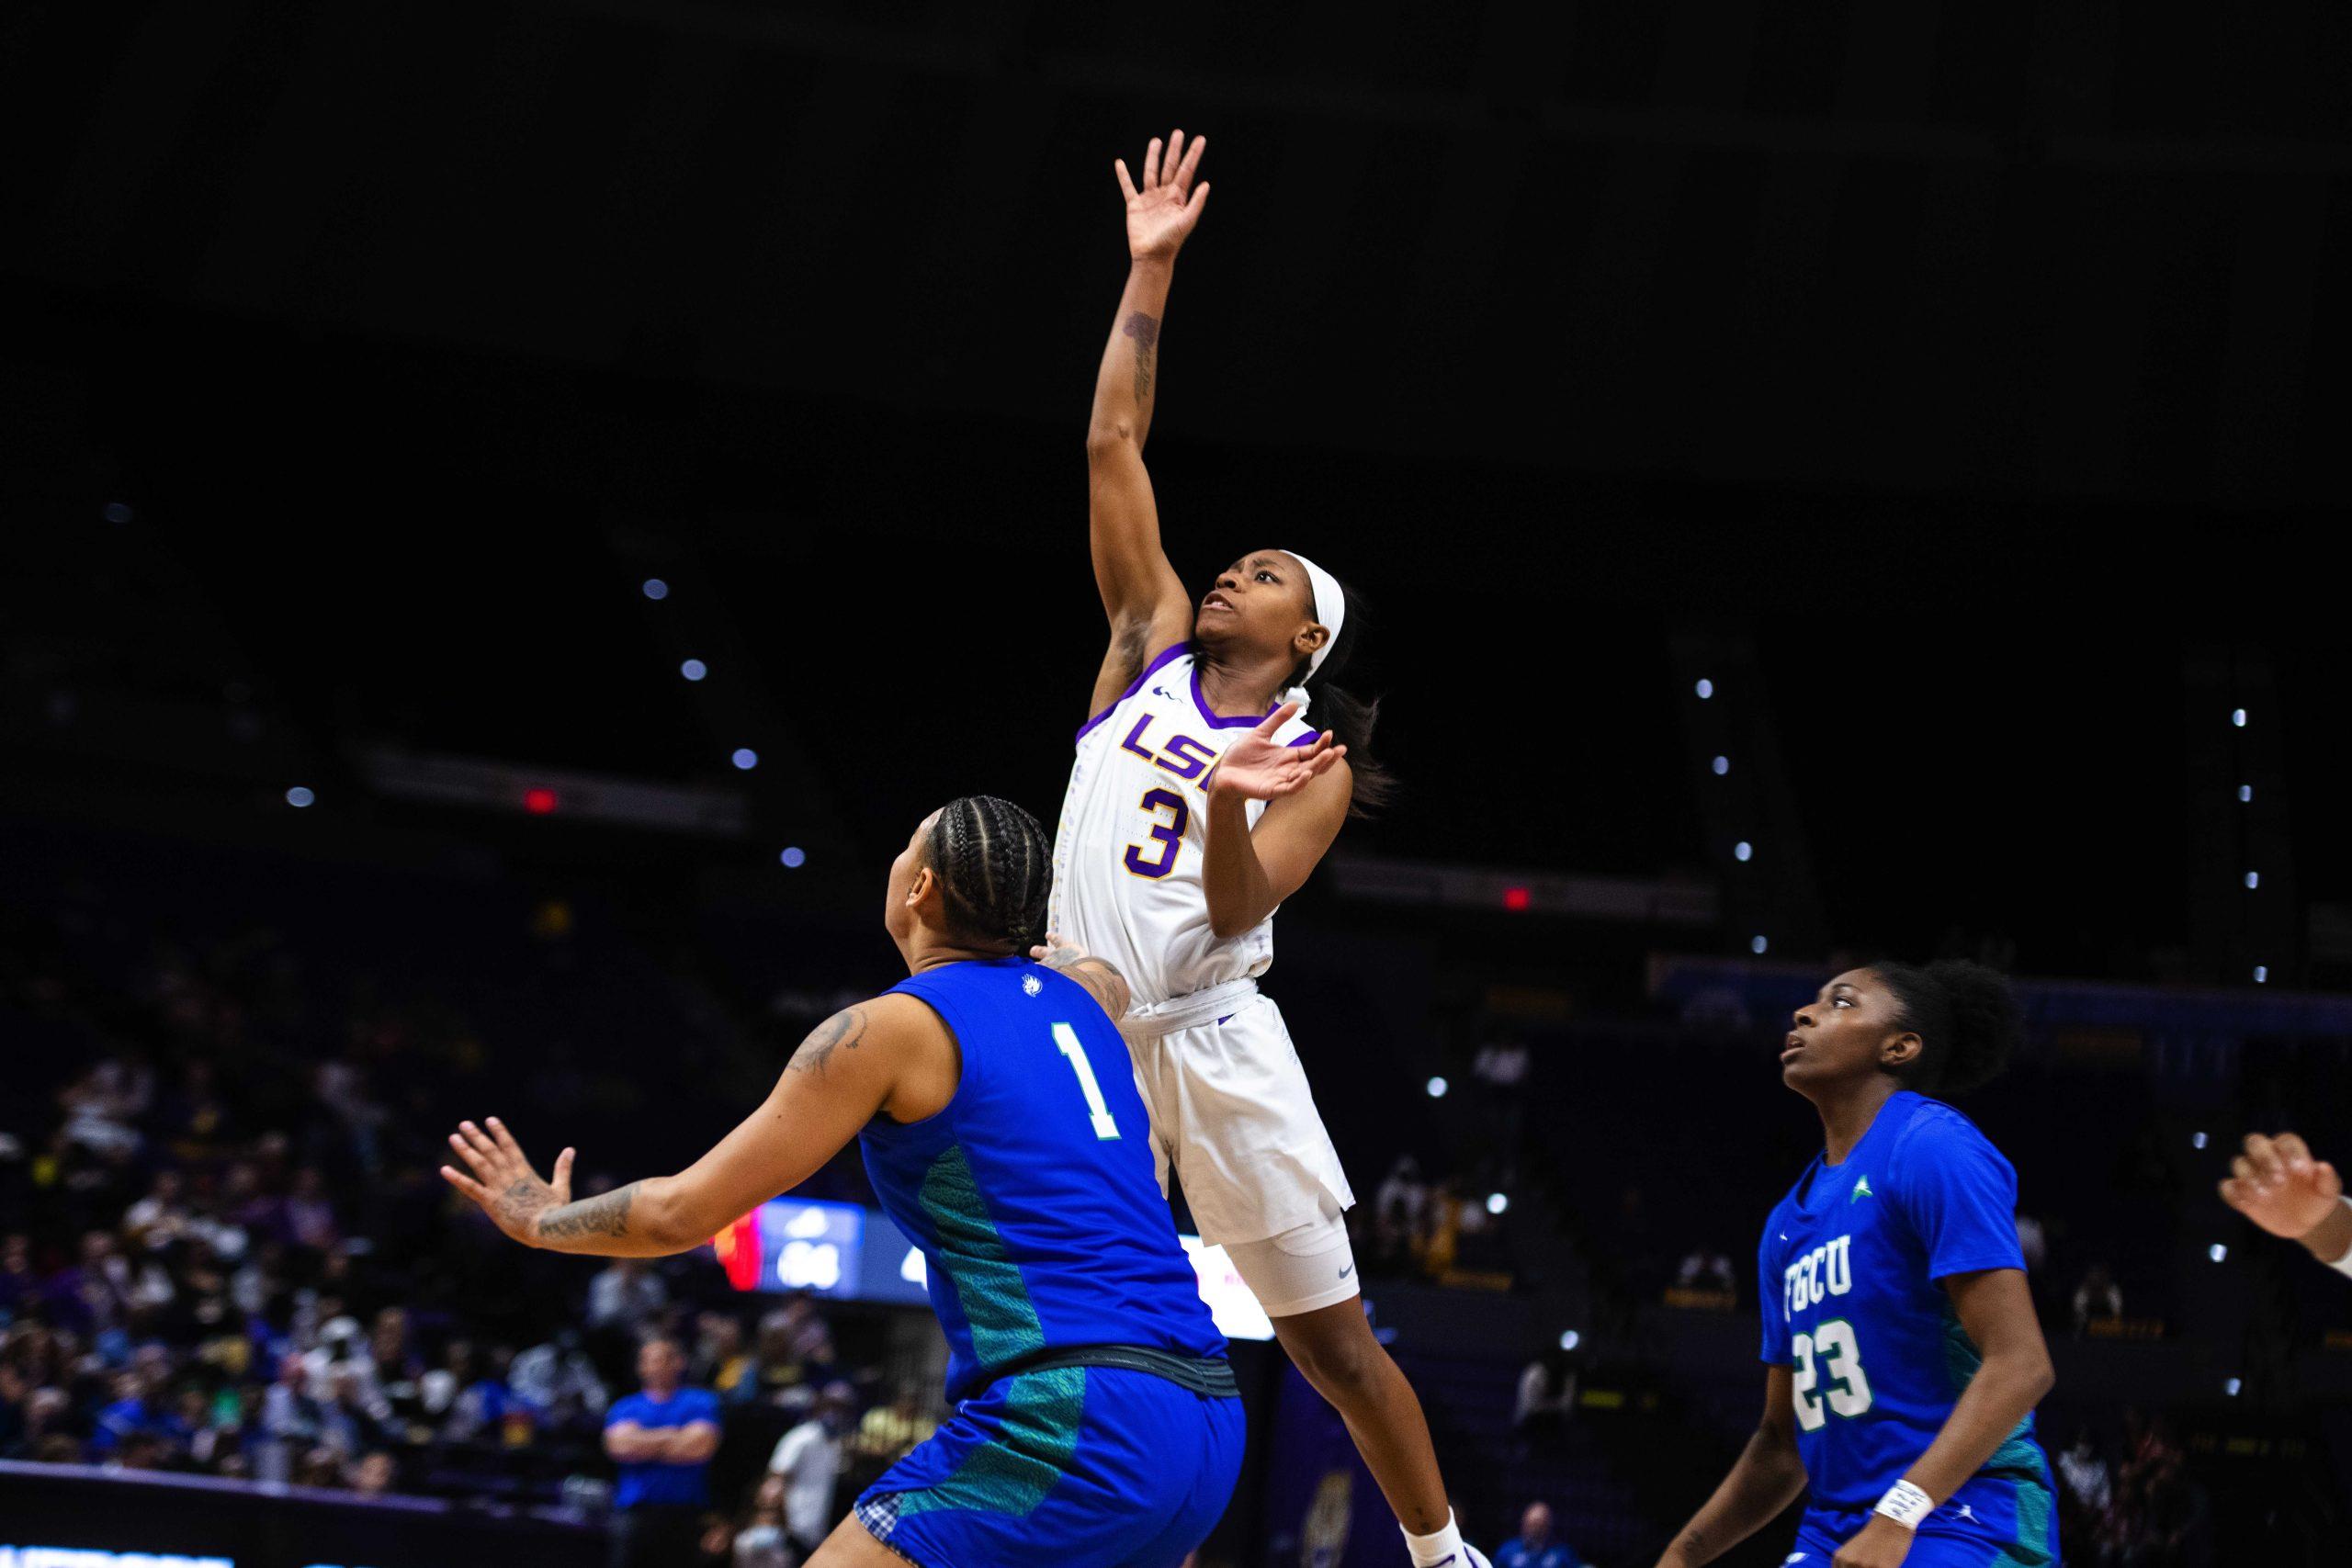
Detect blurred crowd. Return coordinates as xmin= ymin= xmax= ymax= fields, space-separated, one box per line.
xmin=0 ymin=894 xmax=938 ymax=1529
xmin=2054 ymin=1418 xmax=2214 ymax=1568
xmin=1357 ymin=1035 xmax=1530 ymax=1286
xmin=1363 ymin=1156 xmax=1513 ymax=1284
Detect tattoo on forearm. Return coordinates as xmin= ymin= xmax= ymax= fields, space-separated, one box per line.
xmin=1122 ymin=312 xmax=1159 ymax=406
xmin=537 ymin=1180 xmax=639 ymax=1241
xmin=789 ymin=1007 xmax=869 ymax=1077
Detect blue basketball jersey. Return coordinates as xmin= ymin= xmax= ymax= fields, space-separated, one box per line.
xmin=1758 ymin=1092 xmax=2053 ymax=1526
xmin=860 ymin=956 xmax=1226 ymax=1402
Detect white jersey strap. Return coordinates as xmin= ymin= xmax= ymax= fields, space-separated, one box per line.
xmin=1118 ymin=977 xmax=1260 ymax=1042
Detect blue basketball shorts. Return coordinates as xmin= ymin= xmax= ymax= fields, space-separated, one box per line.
xmin=854 ymin=1365 xmax=1244 ymax=1568
xmin=1787 ymin=1475 xmax=2061 ymax=1566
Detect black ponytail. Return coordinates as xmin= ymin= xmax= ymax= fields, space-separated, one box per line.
xmin=1874 ymin=959 xmax=2024 ymax=1096
xmin=924 ymin=795 xmax=1051 ymax=953
xmin=1291 ymin=577 xmax=1395 ymax=818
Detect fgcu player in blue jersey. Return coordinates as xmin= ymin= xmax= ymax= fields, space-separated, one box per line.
xmin=440 ymin=796 xmax=1245 ymax=1568
xmin=1655 ymin=962 xmax=2060 ymax=1568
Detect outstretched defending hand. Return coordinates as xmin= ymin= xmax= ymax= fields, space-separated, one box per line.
xmin=441 ymin=1116 xmax=574 ymax=1247
xmin=2221 ymin=1131 xmax=2343 ymax=1239
xmin=1118 ymin=129 xmax=1209 ymax=262
xmin=1207 ymin=703 xmax=1345 ymax=803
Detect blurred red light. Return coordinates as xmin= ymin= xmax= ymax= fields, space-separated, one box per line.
xmin=1502 ymin=886 xmax=1531 ymax=911
xmin=523 ymin=787 xmax=560 ymax=815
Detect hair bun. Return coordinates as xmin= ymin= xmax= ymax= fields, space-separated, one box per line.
xmin=1919 ymin=959 xmax=2024 ymax=1094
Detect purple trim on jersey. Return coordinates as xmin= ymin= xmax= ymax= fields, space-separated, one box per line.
xmin=1286 ymin=732 xmax=1321 ymax=748
xmin=1075 ymin=643 xmax=1191 ymax=744
xmin=1190 ymin=660 xmax=1282 ymax=729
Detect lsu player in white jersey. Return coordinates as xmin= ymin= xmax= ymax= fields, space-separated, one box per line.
xmin=1046 ymin=130 xmax=1484 ymax=1568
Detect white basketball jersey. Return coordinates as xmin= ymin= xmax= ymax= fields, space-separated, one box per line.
xmin=1050 ymin=645 xmax=1320 ymax=1007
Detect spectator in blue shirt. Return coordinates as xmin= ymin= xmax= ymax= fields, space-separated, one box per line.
xmin=1493 ymin=1502 xmax=1580 ymax=1568
xmin=604 ymin=1333 xmax=721 ymax=1568
xmin=88 ymin=1371 xmax=155 ymax=1453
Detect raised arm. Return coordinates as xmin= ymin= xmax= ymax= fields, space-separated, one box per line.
xmin=1651 ymin=1367 xmax=1808 ymax=1567
xmin=1084 ymin=130 xmax=1211 ymax=716
xmin=440 ymin=997 xmax=936 ymax=1258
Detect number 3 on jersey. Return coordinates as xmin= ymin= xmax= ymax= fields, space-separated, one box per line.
xmin=1790 ymin=1318 xmax=1873 ymax=1430
xmin=1123 ymin=788 xmax=1188 ymax=879
xmin=1051 ymin=1022 xmax=1122 ymax=1141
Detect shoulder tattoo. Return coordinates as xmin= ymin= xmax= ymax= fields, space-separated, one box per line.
xmin=789 ymin=1006 xmax=871 ymax=1077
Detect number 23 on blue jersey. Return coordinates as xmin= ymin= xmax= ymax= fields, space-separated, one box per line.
xmin=1790 ymin=1319 xmax=1874 ymax=1430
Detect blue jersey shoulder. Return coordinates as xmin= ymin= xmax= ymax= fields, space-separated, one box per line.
xmin=1886 ymin=1095 xmax=2010 ymax=1172
xmin=1883 ymin=1095 xmax=2026 ymax=1282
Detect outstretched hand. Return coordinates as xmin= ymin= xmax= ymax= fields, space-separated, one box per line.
xmin=2221 ymin=1131 xmax=2343 ymax=1240
xmin=1117 ymin=129 xmax=1209 ymax=261
xmin=1207 ymin=703 xmax=1345 ymax=803
xmin=441 ymin=1116 xmax=574 ymax=1248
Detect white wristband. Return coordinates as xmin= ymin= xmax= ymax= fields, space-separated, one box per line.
xmin=1874 ymin=1480 xmax=1934 ymax=1530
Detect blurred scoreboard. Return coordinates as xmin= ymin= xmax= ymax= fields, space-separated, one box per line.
xmin=713 ymin=1198 xmax=928 ymax=1305
xmin=714 ymin=1198 xmax=1273 ymax=1340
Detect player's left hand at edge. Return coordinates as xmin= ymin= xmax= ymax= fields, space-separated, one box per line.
xmin=440 ymin=1116 xmax=574 ymax=1248
xmin=2219 ymin=1131 xmax=2343 ymax=1239
xmin=1833 ymin=1515 xmax=1914 ymax=1568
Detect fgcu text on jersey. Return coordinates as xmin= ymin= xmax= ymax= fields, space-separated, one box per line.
xmin=1051 ymin=645 xmax=1319 ymax=1006
xmin=1758 ymin=1091 xmax=2061 ymax=1564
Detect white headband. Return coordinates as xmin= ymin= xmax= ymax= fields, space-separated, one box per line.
xmin=1283 ymin=550 xmax=1347 ymax=682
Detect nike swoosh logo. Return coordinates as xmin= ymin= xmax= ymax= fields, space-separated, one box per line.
xmin=1338 ymin=1264 xmax=1355 ymax=1279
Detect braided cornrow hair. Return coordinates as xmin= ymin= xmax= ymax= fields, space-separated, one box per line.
xmin=923 ymin=795 xmax=1052 ymax=953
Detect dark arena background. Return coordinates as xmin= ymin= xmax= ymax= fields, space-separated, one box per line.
xmin=6 ymin=4 xmax=2352 ymax=1567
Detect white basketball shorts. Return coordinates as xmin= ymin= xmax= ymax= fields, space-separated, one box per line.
xmin=1122 ymin=991 xmax=1359 ymax=1315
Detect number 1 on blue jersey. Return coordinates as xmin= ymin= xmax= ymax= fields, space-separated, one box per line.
xmin=1051 ymin=1022 xmax=1123 ymax=1141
